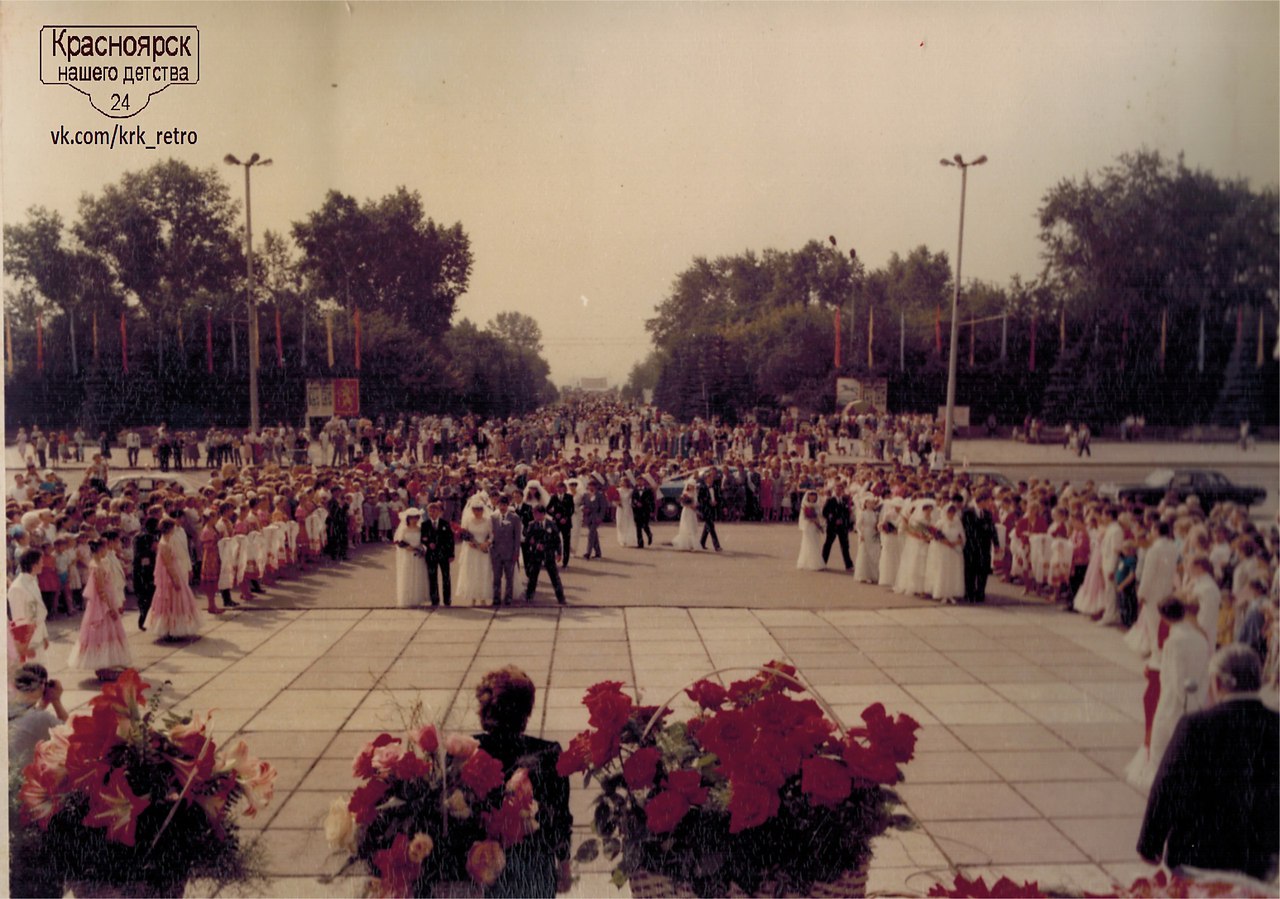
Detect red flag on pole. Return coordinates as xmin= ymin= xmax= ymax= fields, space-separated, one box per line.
xmin=325 ymin=312 xmax=335 ymax=369
xmin=120 ymin=312 xmax=129 ymax=373
xmin=92 ymin=309 xmax=100 ymax=363
xmin=353 ymin=309 xmax=362 ymax=371
xmin=934 ymin=306 xmax=942 ymax=355
xmin=834 ymin=309 xmax=841 ymax=369
xmin=1028 ymin=316 xmax=1037 ymax=372
xmin=205 ymin=311 xmax=214 ymax=373
xmin=36 ymin=313 xmax=44 ymax=371
xmin=275 ymin=307 xmax=284 ymax=365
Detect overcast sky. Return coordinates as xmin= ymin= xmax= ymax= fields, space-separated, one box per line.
xmin=2 ymin=2 xmax=1276 ymax=387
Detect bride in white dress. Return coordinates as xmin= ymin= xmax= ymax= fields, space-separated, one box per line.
xmin=671 ymin=482 xmax=699 ymax=551
xmin=796 ymin=491 xmax=826 ymax=571
xmin=453 ymin=496 xmax=494 ymax=606
xmin=925 ymin=504 xmax=966 ymax=602
xmin=615 ymin=478 xmax=638 ymax=548
xmin=392 ymin=508 xmax=429 ymax=608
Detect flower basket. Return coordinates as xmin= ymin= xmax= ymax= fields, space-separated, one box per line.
xmin=629 ymin=861 xmax=868 ymax=898
xmin=561 ymin=661 xmax=918 ymax=899
xmin=327 ymin=725 xmax=543 ymax=898
xmin=10 ymin=670 xmax=275 ymax=898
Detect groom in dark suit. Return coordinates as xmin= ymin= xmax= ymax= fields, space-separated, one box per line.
xmin=631 ymin=478 xmax=655 ymax=548
xmin=960 ymin=491 xmax=999 ymax=603
xmin=697 ymin=470 xmax=722 ymax=552
xmin=422 ymin=502 xmax=455 ymax=607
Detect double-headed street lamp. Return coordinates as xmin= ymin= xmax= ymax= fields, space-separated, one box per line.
xmin=224 ymin=152 xmax=272 ymax=433
xmin=938 ymin=153 xmax=986 ymax=463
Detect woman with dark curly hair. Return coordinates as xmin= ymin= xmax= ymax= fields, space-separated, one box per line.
xmin=474 ymin=665 xmax=572 ymax=898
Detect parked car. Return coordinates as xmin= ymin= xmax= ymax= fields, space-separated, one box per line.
xmin=1099 ymin=468 xmax=1266 ymax=511
xmin=656 ymin=467 xmax=712 ymax=520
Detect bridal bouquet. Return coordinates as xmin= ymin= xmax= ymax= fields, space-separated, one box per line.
xmin=560 ymin=662 xmax=918 ymax=897
xmin=12 ymin=670 xmax=275 ymax=897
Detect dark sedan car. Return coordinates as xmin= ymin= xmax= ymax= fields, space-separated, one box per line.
xmin=1100 ymin=468 xmax=1266 ymax=511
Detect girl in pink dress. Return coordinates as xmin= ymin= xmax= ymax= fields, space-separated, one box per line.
xmin=198 ymin=511 xmax=225 ymax=616
xmin=67 ymin=539 xmax=133 ymax=676
xmin=151 ymin=519 xmax=202 ymax=641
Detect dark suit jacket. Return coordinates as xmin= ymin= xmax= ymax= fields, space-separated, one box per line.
xmin=696 ymin=482 xmax=719 ymax=521
xmin=961 ymin=507 xmax=999 ymax=564
xmin=421 ymin=517 xmax=455 ymax=562
xmin=821 ymin=495 xmax=853 ymax=533
xmin=631 ymin=486 xmax=655 ymax=522
xmin=1137 ymin=698 xmax=1279 ymax=880
xmin=547 ymin=494 xmax=575 ymax=531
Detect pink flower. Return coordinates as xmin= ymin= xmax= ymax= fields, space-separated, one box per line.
xmin=371 ymin=742 xmax=407 ymax=777
xmin=18 ymin=760 xmax=64 ymax=829
xmin=239 ymin=759 xmax=277 ymax=817
xmin=506 ymin=767 xmax=534 ymax=805
xmin=89 ymin=668 xmax=150 ymax=729
xmin=466 ymin=839 xmax=506 ymax=887
xmin=445 ymin=732 xmax=480 ymax=760
xmin=407 ymin=832 xmax=434 ymax=864
xmin=353 ymin=733 xmax=401 ymax=780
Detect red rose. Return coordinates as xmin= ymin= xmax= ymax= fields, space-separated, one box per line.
xmin=483 ymin=798 xmax=529 ymax=847
xmin=588 ymin=728 xmax=622 ymax=767
xmin=842 ymin=738 xmax=900 ymax=785
xmin=729 ymin=737 xmax=787 ymax=788
xmin=665 ymin=769 xmax=708 ymax=804
xmin=860 ymin=703 xmax=920 ymax=764
xmin=371 ymin=832 xmax=419 ymax=898
xmin=586 ymin=690 xmax=633 ymax=734
xmin=727 ymin=780 xmax=779 ymax=833
xmin=460 ymin=749 xmax=506 ymax=796
xmin=415 ymin=724 xmax=439 ymax=754
xmin=391 ymin=750 xmax=431 ymax=781
xmin=759 ymin=660 xmax=802 ymax=692
xmin=348 ymin=779 xmax=389 ymax=825
xmin=556 ymin=732 xmax=591 ymax=777
xmin=801 ymin=757 xmax=852 ymax=807
xmin=685 ymin=679 xmax=728 ymax=711
xmin=696 ymin=709 xmax=758 ymax=761
xmin=643 ymin=789 xmax=690 ymax=833
xmin=622 ymin=747 xmax=661 ymax=790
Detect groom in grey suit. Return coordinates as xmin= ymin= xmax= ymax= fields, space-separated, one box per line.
xmin=490 ymin=494 xmax=524 ymax=606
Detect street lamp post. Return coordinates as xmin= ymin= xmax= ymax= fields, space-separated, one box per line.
xmin=938 ymin=153 xmax=986 ymax=463
xmin=225 ymin=152 xmax=272 ymax=433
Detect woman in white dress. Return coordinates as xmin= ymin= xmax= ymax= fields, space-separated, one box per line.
xmin=615 ymin=478 xmax=638 ymax=548
xmin=392 ymin=508 xmax=429 ymax=608
xmin=568 ymin=480 xmax=585 ymax=556
xmin=796 ymin=491 xmax=826 ymax=571
xmin=894 ymin=500 xmax=934 ymax=596
xmin=1124 ymin=595 xmax=1210 ymax=792
xmin=671 ymin=482 xmax=700 ymax=551
xmin=853 ymin=497 xmax=880 ymax=583
xmin=877 ymin=499 xmax=902 ymax=589
xmin=453 ymin=497 xmax=494 ymax=606
xmin=926 ymin=504 xmax=966 ymax=603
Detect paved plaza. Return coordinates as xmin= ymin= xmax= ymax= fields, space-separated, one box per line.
xmin=17 ymin=440 xmax=1280 ymax=897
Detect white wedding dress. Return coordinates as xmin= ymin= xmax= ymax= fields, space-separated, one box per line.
xmin=616 ymin=487 xmax=638 ymax=547
xmin=671 ymin=492 xmax=699 ymax=551
xmin=796 ymin=509 xmax=826 ymax=570
xmin=453 ymin=512 xmax=494 ymax=606
xmin=393 ymin=522 xmax=429 ymax=608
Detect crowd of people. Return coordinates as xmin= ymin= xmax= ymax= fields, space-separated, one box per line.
xmin=6 ymin=395 xmax=1279 ymax=884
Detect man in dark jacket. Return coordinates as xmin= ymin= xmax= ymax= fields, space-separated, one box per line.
xmin=524 ymin=506 xmax=565 ymax=604
xmin=960 ymin=491 xmax=999 ymax=603
xmin=631 ymin=478 xmax=655 ymax=548
xmin=421 ymin=502 xmax=455 ymax=607
xmin=133 ymin=515 xmax=159 ymax=630
xmin=821 ymin=482 xmax=855 ymax=570
xmin=547 ymin=484 xmax=575 ymax=569
xmin=1137 ymin=644 xmax=1278 ymax=881
xmin=697 ymin=470 xmax=722 ymax=552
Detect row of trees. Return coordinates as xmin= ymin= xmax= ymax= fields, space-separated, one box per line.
xmin=4 ymin=160 xmax=557 ymax=429
xmin=628 ymin=150 xmax=1278 ymax=426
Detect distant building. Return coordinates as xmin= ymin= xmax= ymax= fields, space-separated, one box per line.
xmin=578 ymin=377 xmax=610 ymax=392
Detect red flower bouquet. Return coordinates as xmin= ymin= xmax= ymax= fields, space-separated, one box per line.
xmin=561 ymin=662 xmax=919 ymax=897
xmin=11 ymin=669 xmax=276 ymax=896
xmin=327 ymin=724 xmax=540 ymax=897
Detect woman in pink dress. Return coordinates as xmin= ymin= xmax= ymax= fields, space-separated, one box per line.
xmin=67 ymin=539 xmax=133 ymax=676
xmin=151 ymin=518 xmax=202 ymax=641
xmin=198 ymin=510 xmax=225 ymax=616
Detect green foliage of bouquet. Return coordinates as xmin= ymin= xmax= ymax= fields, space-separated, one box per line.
xmin=327 ymin=725 xmax=540 ymax=897
xmin=10 ymin=669 xmax=275 ymax=897
xmin=559 ymin=662 xmax=919 ymax=897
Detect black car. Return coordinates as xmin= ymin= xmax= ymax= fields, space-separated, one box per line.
xmin=656 ymin=467 xmax=711 ymax=520
xmin=1101 ymin=468 xmax=1266 ymax=511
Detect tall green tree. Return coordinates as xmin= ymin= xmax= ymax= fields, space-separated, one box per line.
xmin=291 ymin=187 xmax=473 ymax=336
